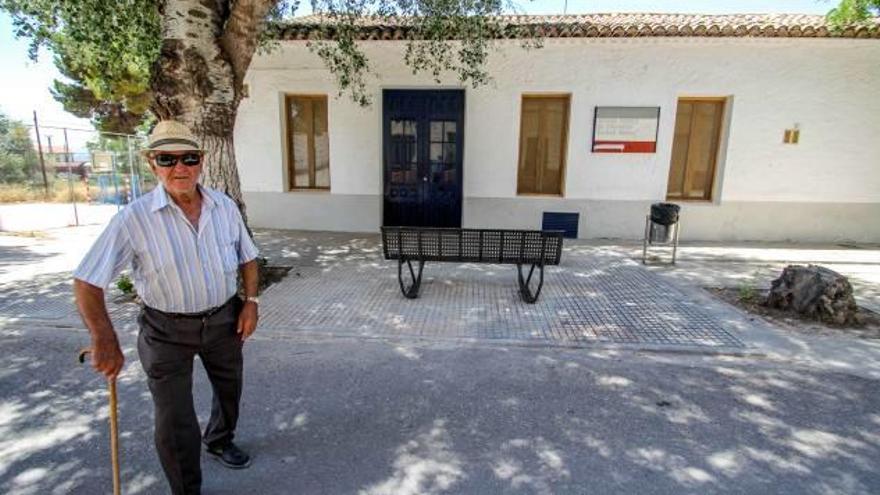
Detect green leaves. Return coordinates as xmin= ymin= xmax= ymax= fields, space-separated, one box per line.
xmin=3 ymin=0 xmax=542 ymax=122
xmin=0 ymin=111 xmax=38 ymax=184
xmin=1 ymin=0 xmax=161 ymax=133
xmin=827 ymin=0 xmax=880 ymax=27
xmin=308 ymin=17 xmax=373 ymax=106
xmin=304 ymin=0 xmax=541 ymax=106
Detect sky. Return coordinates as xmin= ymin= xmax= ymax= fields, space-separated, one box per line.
xmin=0 ymin=0 xmax=837 ymax=149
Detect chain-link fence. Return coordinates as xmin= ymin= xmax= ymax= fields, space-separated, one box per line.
xmin=0 ymin=116 xmax=156 ymax=208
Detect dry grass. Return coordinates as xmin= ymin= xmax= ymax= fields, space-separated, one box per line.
xmin=708 ymin=287 xmax=880 ymax=339
xmin=0 ymin=183 xmax=91 ymax=203
xmin=0 ymin=230 xmax=50 ymax=238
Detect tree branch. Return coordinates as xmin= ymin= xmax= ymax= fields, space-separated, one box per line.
xmin=220 ymin=0 xmax=278 ymax=93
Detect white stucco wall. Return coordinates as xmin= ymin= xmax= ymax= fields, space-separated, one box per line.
xmin=235 ymin=37 xmax=880 ymax=240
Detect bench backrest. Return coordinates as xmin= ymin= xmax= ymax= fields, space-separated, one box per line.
xmin=382 ymin=227 xmax=564 ymax=265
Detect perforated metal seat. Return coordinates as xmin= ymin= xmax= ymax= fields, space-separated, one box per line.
xmin=381 ymin=227 xmax=564 ymax=303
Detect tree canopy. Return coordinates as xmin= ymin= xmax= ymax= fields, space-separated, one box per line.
xmin=827 ymin=0 xmax=880 ymax=25
xmin=3 ymin=0 xmax=876 ymax=133
xmin=1 ymin=0 xmax=537 ymax=206
xmin=294 ymin=0 xmax=538 ymax=106
xmin=1 ymin=0 xmax=160 ymax=134
xmin=2 ymin=0 xmax=533 ymax=130
xmin=4 ymin=0 xmax=874 ymax=205
xmin=0 ymin=112 xmax=38 ymax=184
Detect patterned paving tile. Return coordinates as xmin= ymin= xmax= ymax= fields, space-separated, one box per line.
xmin=0 ymin=272 xmax=138 ymax=324
xmin=259 ymin=251 xmax=744 ymax=348
xmin=0 ymin=238 xmax=744 ymax=349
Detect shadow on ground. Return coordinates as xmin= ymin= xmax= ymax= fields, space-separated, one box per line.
xmin=3 ymin=327 xmax=879 ymax=494
xmin=0 ymin=246 xmax=55 ymax=270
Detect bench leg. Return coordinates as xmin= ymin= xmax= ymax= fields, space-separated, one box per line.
xmin=398 ymin=259 xmax=425 ymax=299
xmin=517 ymin=263 xmax=545 ymax=303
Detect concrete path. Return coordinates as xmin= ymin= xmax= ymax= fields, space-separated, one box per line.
xmin=1 ymin=226 xmax=880 ymax=493
xmin=251 ymin=230 xmax=880 ymax=378
xmin=257 ymin=244 xmax=744 ymax=351
xmin=623 ymin=241 xmax=880 ymax=313
xmin=3 ymin=324 xmax=880 ymax=495
xmin=0 ymin=203 xmax=118 ymax=232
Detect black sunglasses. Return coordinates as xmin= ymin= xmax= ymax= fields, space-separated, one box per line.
xmin=153 ymin=152 xmax=202 ymax=167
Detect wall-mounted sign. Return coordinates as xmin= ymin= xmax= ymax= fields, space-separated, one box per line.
xmin=91 ymin=151 xmax=114 ymax=172
xmin=592 ymin=106 xmax=660 ymax=153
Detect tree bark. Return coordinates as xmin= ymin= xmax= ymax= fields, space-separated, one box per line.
xmin=151 ymin=0 xmax=276 ymax=218
xmin=765 ymin=265 xmax=860 ymax=326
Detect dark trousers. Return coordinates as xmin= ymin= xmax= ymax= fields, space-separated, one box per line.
xmin=137 ymin=297 xmax=244 ymax=495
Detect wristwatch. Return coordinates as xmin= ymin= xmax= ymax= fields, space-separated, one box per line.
xmin=244 ymin=296 xmax=260 ymax=305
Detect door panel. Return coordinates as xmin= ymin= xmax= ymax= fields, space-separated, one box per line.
xmin=388 ymin=119 xmax=420 ymax=226
xmin=383 ymin=90 xmax=464 ymax=227
xmin=517 ymin=101 xmax=541 ymax=194
xmin=290 ymin=98 xmax=313 ymax=188
xmin=313 ymin=101 xmax=330 ymax=188
xmin=667 ymin=99 xmax=724 ymax=201
xmin=543 ymin=99 xmax=567 ymax=194
xmin=667 ymin=102 xmax=693 ymax=198
xmin=517 ymin=96 xmax=569 ymax=195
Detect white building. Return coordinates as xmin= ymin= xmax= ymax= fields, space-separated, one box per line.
xmin=235 ymin=14 xmax=880 ymax=242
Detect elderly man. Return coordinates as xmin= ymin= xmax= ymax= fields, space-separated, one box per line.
xmin=73 ymin=120 xmax=259 ymax=495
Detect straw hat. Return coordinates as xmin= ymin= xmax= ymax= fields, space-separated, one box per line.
xmin=142 ymin=120 xmax=203 ymax=154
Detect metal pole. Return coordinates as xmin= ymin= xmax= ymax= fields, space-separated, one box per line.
xmin=64 ymin=128 xmax=72 ymax=162
xmin=127 ymin=135 xmax=137 ymax=200
xmin=672 ymin=220 xmax=681 ymax=265
xmin=64 ymin=128 xmax=79 ymax=226
xmin=47 ymin=136 xmax=54 ymax=199
xmin=32 ymin=111 xmax=50 ymax=197
xmin=110 ymin=154 xmax=121 ymax=212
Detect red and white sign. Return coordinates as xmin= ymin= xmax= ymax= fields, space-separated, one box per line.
xmin=592 ymin=107 xmax=660 ymax=153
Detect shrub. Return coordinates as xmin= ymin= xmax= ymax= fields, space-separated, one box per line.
xmin=116 ymin=274 xmax=135 ymax=295
xmin=738 ymin=282 xmax=757 ymax=303
xmin=0 ymin=182 xmax=91 ymax=203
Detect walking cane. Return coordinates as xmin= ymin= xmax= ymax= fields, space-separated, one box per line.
xmin=79 ymin=348 xmax=122 ymax=495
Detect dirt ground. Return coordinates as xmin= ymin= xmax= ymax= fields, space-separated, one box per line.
xmin=708 ymin=287 xmax=880 ymax=340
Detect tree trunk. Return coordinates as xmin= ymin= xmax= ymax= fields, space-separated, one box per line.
xmin=151 ymin=0 xmax=275 ymax=220
xmin=765 ymin=265 xmax=860 ymax=326
xmin=200 ymin=133 xmax=243 ymax=210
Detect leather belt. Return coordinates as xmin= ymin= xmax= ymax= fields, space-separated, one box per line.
xmin=146 ymin=297 xmax=237 ymax=320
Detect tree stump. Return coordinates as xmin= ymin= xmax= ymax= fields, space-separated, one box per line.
xmin=765 ymin=265 xmax=859 ymax=326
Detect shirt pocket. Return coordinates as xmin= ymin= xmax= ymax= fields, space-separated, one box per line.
xmin=131 ymin=249 xmax=170 ymax=297
xmin=135 ymin=249 xmax=167 ymax=278
xmin=218 ymin=232 xmax=240 ymax=274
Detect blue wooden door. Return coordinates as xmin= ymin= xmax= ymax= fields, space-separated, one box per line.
xmin=383 ymin=90 xmax=464 ymax=227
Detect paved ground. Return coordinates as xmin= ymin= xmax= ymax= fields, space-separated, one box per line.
xmin=0 ymin=202 xmax=117 ymax=232
xmin=3 ymin=325 xmax=880 ymax=495
xmin=256 ymin=241 xmax=743 ymax=350
xmin=250 ymin=230 xmax=880 ymax=377
xmin=629 ymin=241 xmax=880 ymax=314
xmin=1 ymin=227 xmax=751 ymax=351
xmin=2 ymin=227 xmax=880 ymax=372
xmin=2 ymin=225 xmax=880 ymax=494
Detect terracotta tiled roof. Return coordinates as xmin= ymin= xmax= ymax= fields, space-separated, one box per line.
xmin=276 ymin=13 xmax=880 ymax=40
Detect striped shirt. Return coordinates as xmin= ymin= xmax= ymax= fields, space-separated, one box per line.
xmin=74 ymin=183 xmax=259 ymax=313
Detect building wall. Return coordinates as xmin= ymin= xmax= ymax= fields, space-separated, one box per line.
xmin=236 ymin=37 xmax=880 ymax=241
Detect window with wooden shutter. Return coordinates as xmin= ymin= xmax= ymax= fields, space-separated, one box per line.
xmin=286 ymin=95 xmax=330 ymax=190
xmin=666 ymin=98 xmax=725 ymax=201
xmin=517 ymin=95 xmax=570 ymax=196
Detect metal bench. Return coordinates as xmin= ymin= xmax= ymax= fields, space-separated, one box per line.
xmin=381 ymin=227 xmax=564 ymax=303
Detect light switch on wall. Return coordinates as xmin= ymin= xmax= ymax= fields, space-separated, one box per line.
xmin=783 ymin=125 xmax=800 ymax=144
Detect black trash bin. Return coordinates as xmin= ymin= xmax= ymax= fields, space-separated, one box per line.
xmin=644 ymin=203 xmax=681 ymax=264
xmin=650 ymin=202 xmax=680 ymax=226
